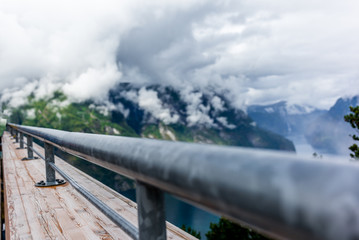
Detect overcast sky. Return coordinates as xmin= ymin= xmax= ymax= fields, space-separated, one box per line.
xmin=1 ymin=0 xmax=358 ymax=109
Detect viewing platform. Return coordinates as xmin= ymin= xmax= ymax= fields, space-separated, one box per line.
xmin=1 ymin=131 xmax=195 ymax=239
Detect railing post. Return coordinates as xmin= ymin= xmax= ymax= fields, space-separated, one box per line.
xmin=15 ymin=130 xmax=19 ymax=143
xmin=35 ymin=142 xmax=66 ymax=187
xmin=45 ymin=143 xmax=55 ymax=183
xmin=136 ymin=181 xmax=166 ymax=240
xmin=27 ymin=135 xmax=33 ymax=159
xmin=19 ymin=132 xmax=24 ymax=149
xmin=22 ymin=135 xmax=38 ymax=161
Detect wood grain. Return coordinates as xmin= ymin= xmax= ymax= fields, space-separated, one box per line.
xmin=2 ymin=132 xmax=197 ymax=240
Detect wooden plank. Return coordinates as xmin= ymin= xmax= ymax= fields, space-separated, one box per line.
xmin=0 ymin=136 xmax=2 ymax=240
xmin=3 ymin=138 xmax=32 ymax=239
xmin=2 ymin=132 xmax=197 ymax=240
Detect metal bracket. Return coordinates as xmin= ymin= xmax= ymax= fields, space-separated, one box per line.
xmin=35 ymin=179 xmax=66 ymax=187
xmin=22 ymin=156 xmax=39 ymax=161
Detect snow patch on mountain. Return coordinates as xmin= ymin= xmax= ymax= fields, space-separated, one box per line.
xmin=286 ymin=104 xmax=316 ymax=115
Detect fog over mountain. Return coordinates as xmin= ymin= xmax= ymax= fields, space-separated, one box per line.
xmin=248 ymin=96 xmax=359 ymax=156
xmin=1 ymin=0 xmax=359 ymax=110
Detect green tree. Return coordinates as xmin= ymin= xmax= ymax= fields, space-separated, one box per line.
xmin=9 ymin=108 xmax=24 ymax=125
xmin=181 ymin=224 xmax=201 ymax=239
xmin=344 ymin=106 xmax=359 ymax=159
xmin=206 ymin=218 xmax=271 ymax=240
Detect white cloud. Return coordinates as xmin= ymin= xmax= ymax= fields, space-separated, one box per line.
xmin=26 ymin=109 xmax=36 ymax=119
xmin=0 ymin=0 xmax=134 ymax=102
xmin=138 ymin=88 xmax=179 ymax=124
xmin=1 ymin=0 xmax=359 ymax=109
xmin=0 ymin=81 xmax=37 ymax=107
xmin=116 ymin=102 xmax=130 ymax=118
xmin=211 ymin=96 xmax=225 ymax=113
xmin=217 ymin=117 xmax=236 ymax=129
xmin=63 ymin=64 xmax=122 ymax=102
xmin=0 ymin=78 xmax=65 ymax=107
xmin=181 ymin=90 xmax=215 ymax=127
xmin=121 ymin=90 xmax=139 ymax=103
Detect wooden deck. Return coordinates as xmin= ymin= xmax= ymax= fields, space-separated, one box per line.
xmin=2 ymin=132 xmax=196 ymax=240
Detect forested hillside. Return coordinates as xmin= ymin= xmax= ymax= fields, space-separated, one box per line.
xmin=3 ymin=85 xmax=295 ymax=152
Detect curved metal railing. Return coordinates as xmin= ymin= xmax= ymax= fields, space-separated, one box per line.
xmin=7 ymin=123 xmax=359 ymax=240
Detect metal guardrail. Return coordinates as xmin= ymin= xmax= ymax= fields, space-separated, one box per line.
xmin=6 ymin=123 xmax=359 ymax=240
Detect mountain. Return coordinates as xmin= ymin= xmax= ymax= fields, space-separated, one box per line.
xmin=2 ymin=84 xmax=294 ymax=239
xmin=248 ymin=96 xmax=359 ymax=155
xmin=328 ymin=96 xmax=359 ymax=121
xmin=304 ymin=96 xmax=358 ymax=155
xmin=247 ymin=101 xmax=324 ymax=137
xmin=2 ymin=83 xmax=295 ymax=152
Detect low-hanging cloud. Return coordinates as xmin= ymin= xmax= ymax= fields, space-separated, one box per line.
xmin=137 ymin=87 xmax=180 ymax=124
xmin=1 ymin=0 xmax=359 ymax=110
xmin=181 ymin=90 xmax=216 ymax=127
xmin=63 ymin=64 xmax=122 ymax=102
